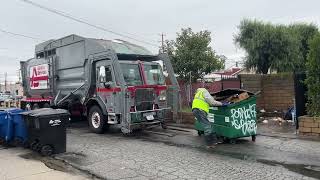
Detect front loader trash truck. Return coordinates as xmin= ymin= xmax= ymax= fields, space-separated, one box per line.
xmin=20 ymin=34 xmax=179 ymax=134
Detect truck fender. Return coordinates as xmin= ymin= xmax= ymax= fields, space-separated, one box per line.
xmin=85 ymin=98 xmax=107 ymax=116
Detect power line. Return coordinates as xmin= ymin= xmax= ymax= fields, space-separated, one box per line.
xmin=19 ymin=0 xmax=159 ymax=47
xmin=0 ymin=28 xmax=43 ymax=41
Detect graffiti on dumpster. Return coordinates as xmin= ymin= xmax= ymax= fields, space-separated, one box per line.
xmin=230 ymin=104 xmax=257 ymax=135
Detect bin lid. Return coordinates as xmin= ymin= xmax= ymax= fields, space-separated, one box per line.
xmin=0 ymin=108 xmax=24 ymax=114
xmin=21 ymin=108 xmax=69 ymax=117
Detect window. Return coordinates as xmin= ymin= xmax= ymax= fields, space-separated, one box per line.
xmin=120 ymin=63 xmax=143 ymax=86
xmin=144 ymin=64 xmax=165 ymax=85
xmin=98 ymin=66 xmax=112 ymax=83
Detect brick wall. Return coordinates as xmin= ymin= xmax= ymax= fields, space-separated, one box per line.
xmin=299 ymin=116 xmax=320 ymax=136
xmin=179 ymin=79 xmax=241 ymax=107
xmin=240 ymin=73 xmax=294 ymax=112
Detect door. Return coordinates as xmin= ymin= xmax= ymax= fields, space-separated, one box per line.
xmin=95 ymin=60 xmax=117 ymax=113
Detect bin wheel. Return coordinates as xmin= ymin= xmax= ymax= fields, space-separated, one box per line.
xmin=197 ymin=131 xmax=204 ymax=136
xmin=0 ymin=138 xmax=4 ymax=145
xmin=251 ymin=135 xmax=256 ymax=142
xmin=31 ymin=142 xmax=41 ymax=152
xmin=30 ymin=141 xmax=38 ymax=150
xmin=230 ymin=139 xmax=236 ymax=144
xmin=41 ymin=145 xmax=54 ymax=156
xmin=161 ymin=123 xmax=167 ymax=129
xmin=13 ymin=137 xmax=23 ymax=147
xmin=88 ymin=105 xmax=108 ymax=134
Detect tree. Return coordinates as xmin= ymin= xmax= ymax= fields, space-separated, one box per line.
xmin=166 ymin=28 xmax=224 ymax=81
xmin=234 ymin=19 xmax=302 ymax=74
xmin=305 ymin=33 xmax=320 ymax=116
xmin=288 ymin=24 xmax=319 ymax=72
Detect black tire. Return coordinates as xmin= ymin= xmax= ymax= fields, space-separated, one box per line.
xmin=197 ymin=131 xmax=204 ymax=136
xmin=30 ymin=141 xmax=40 ymax=151
xmin=230 ymin=139 xmax=236 ymax=144
xmin=252 ymin=135 xmax=256 ymax=142
xmin=88 ymin=105 xmax=107 ymax=134
xmin=13 ymin=137 xmax=23 ymax=147
xmin=40 ymin=145 xmax=54 ymax=156
xmin=161 ymin=123 xmax=167 ymax=129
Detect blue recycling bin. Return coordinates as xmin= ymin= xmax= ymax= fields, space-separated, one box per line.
xmin=0 ymin=111 xmax=10 ymax=144
xmin=7 ymin=108 xmax=27 ymax=146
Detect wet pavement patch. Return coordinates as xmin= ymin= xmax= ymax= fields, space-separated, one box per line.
xmin=19 ymin=152 xmax=76 ymax=173
xmin=57 ymin=152 xmax=87 ymax=166
xmin=258 ymin=159 xmax=320 ymax=179
xmin=19 ymin=151 xmax=101 ymax=179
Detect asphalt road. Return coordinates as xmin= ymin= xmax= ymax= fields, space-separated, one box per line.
xmin=51 ymin=122 xmax=320 ymax=180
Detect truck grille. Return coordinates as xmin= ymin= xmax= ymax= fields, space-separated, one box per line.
xmin=135 ymin=88 xmax=154 ymax=111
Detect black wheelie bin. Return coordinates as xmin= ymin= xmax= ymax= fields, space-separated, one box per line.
xmin=22 ymin=108 xmax=69 ymax=156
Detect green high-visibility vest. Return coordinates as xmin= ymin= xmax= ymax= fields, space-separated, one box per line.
xmin=192 ymin=88 xmax=209 ymax=113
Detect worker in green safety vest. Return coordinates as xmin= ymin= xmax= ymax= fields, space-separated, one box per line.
xmin=192 ymin=88 xmax=225 ymax=148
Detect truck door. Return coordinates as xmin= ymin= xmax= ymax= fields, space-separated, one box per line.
xmin=95 ymin=60 xmax=117 ymax=116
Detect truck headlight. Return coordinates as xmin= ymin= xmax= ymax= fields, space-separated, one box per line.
xmin=159 ymin=90 xmax=166 ymax=101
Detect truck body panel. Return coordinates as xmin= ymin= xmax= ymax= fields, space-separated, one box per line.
xmin=20 ymin=34 xmax=180 ymax=134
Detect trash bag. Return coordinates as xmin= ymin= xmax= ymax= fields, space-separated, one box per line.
xmin=284 ymin=107 xmax=295 ymax=120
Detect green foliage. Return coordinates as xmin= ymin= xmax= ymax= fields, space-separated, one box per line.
xmin=235 ymin=19 xmax=318 ymax=74
xmin=165 ymin=28 xmax=224 ymax=81
xmin=288 ymin=24 xmax=319 ymax=72
xmin=305 ymin=33 xmax=320 ymax=116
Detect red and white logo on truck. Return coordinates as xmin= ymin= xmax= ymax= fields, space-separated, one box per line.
xmin=30 ymin=64 xmax=49 ymax=89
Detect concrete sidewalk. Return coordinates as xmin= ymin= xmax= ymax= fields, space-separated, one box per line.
xmin=0 ymin=147 xmax=88 ymax=180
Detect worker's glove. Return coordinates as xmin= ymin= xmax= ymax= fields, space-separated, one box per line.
xmin=222 ymin=102 xmax=231 ymax=106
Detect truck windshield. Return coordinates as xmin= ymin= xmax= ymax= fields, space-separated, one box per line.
xmin=120 ymin=63 xmax=143 ymax=86
xmin=144 ymin=64 xmax=165 ymax=85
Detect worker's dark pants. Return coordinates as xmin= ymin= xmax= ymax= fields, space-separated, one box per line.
xmin=192 ymin=108 xmax=217 ymax=145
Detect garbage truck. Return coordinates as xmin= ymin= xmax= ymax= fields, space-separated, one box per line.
xmin=20 ymin=34 xmax=179 ymax=134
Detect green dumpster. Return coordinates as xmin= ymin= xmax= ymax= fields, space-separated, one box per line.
xmin=194 ymin=89 xmax=257 ymax=143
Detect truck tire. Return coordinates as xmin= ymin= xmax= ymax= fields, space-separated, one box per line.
xmin=88 ymin=105 xmax=107 ymax=134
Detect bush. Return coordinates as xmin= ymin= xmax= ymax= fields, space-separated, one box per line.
xmin=305 ymin=34 xmax=320 ymax=116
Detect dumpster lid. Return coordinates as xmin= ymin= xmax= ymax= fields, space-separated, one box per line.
xmin=21 ymin=108 xmax=69 ymax=117
xmin=212 ymin=89 xmax=255 ymax=101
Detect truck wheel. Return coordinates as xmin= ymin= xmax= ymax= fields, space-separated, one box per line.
xmin=88 ymin=105 xmax=107 ymax=134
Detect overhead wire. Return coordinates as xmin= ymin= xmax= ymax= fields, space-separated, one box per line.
xmin=19 ymin=0 xmax=159 ymax=47
xmin=0 ymin=28 xmax=44 ymax=41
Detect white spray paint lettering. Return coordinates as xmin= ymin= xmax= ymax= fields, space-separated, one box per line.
xmin=230 ymin=104 xmax=257 ymax=135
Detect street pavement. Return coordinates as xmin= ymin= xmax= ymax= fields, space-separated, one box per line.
xmin=0 ymin=147 xmax=89 ymax=180
xmin=52 ymin=122 xmax=320 ymax=180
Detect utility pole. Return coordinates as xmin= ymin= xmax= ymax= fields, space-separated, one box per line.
xmin=159 ymin=33 xmax=166 ymax=53
xmin=17 ymin=69 xmax=21 ymax=83
xmin=4 ymin=72 xmax=7 ymax=92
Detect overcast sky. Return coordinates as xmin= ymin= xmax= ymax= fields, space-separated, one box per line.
xmin=1 ymin=0 xmax=320 ymax=82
